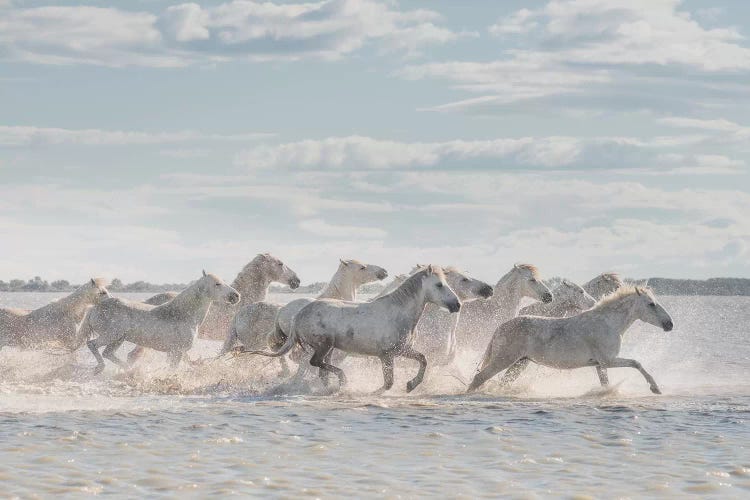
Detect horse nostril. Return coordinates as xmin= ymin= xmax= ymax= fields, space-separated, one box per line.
xmin=377 ymin=270 xmax=388 ymax=280
xmin=480 ymin=285 xmax=493 ymax=298
xmin=663 ymin=320 xmax=674 ymax=332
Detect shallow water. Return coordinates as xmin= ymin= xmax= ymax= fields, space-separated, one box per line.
xmin=0 ymin=293 xmax=748 ymax=497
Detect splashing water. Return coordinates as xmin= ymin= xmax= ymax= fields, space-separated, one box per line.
xmin=0 ymin=292 xmax=748 ymax=496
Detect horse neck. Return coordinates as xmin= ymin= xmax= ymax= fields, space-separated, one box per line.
xmin=318 ymin=267 xmax=358 ymax=301
xmin=378 ymin=276 xmax=428 ymax=332
xmin=491 ymin=272 xmax=525 ymax=318
xmin=585 ymin=297 xmax=638 ymax=335
xmin=160 ymin=283 xmax=214 ymax=327
xmin=40 ymin=288 xmax=93 ymax=322
xmin=232 ymin=262 xmax=271 ymax=303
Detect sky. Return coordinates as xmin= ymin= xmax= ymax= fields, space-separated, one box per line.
xmin=1 ymin=0 xmax=750 ymax=284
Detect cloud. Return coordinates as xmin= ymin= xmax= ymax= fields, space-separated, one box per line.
xmin=658 ymin=116 xmax=750 ymax=143
xmin=494 ymin=0 xmax=750 ymax=71
xmin=0 ymin=1 xmax=464 ymax=67
xmin=298 ymin=218 xmax=386 ymax=239
xmin=402 ymin=0 xmax=750 ymax=111
xmin=0 ymin=126 xmax=272 ymax=146
xmin=235 ymin=134 xmax=740 ymax=172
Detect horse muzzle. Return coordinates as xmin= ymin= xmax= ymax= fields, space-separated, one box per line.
xmin=479 ymin=284 xmax=494 ymax=298
xmin=662 ymin=320 xmax=674 ymax=332
xmin=288 ymin=277 xmax=301 ymax=289
xmin=227 ymin=292 xmax=241 ymax=304
xmin=376 ymin=270 xmax=388 ymax=280
xmin=446 ymin=301 xmax=461 ymax=313
xmin=542 ymin=292 xmax=553 ymax=303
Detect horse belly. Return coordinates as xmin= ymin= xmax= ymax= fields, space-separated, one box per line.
xmin=531 ymin=333 xmax=595 ymax=369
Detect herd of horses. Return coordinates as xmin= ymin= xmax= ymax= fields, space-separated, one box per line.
xmin=0 ymin=253 xmax=675 ymax=394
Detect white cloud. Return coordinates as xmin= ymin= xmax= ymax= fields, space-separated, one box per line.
xmin=403 ymin=0 xmax=750 ymax=110
xmin=235 ymin=134 xmax=738 ymax=171
xmin=0 ymin=126 xmax=272 ymax=146
xmin=488 ymin=8 xmax=538 ymax=35
xmin=658 ymin=116 xmax=750 ymax=143
xmin=0 ymin=1 xmax=464 ymax=67
xmin=499 ymin=0 xmax=750 ymax=71
xmin=298 ymin=218 xmax=386 ymax=239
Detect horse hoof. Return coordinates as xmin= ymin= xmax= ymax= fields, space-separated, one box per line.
xmin=650 ymin=385 xmax=662 ymax=395
xmin=93 ymin=365 xmax=104 ymax=375
xmin=406 ymin=381 xmax=418 ymax=393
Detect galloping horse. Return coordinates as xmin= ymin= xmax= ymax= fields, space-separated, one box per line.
xmin=83 ymin=272 xmax=239 ymax=373
xmin=468 ymin=287 xmax=674 ymax=394
xmin=248 ymin=266 xmax=461 ymax=393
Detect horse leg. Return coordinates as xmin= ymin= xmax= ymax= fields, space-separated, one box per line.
xmin=168 ymin=351 xmax=183 ymax=369
xmin=218 ymin=326 xmax=238 ymax=356
xmin=374 ymin=354 xmax=394 ymax=394
xmin=102 ymin=337 xmax=128 ymax=370
xmin=595 ymin=366 xmax=610 ymax=387
xmin=278 ymin=356 xmax=291 ymax=377
xmin=87 ymin=339 xmax=106 ymax=375
xmin=499 ymin=357 xmax=530 ymax=387
xmin=309 ymin=342 xmax=346 ymax=390
xmin=467 ymin=353 xmax=522 ymax=393
xmin=126 ymin=345 xmax=146 ymax=366
xmin=399 ymin=346 xmax=427 ymax=393
xmin=603 ymin=358 xmax=661 ymax=394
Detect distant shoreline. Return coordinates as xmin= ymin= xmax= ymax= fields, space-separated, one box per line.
xmin=2 ymin=277 xmax=749 ymax=296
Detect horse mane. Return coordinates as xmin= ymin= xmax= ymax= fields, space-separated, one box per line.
xmin=595 ymin=285 xmax=649 ymax=307
xmin=341 ymin=258 xmax=365 ymax=266
xmin=232 ymin=254 xmax=274 ymax=290
xmin=600 ymin=272 xmax=623 ymax=286
xmin=385 ymin=266 xmax=445 ymax=307
xmin=515 ymin=263 xmax=540 ymax=279
xmin=89 ymin=277 xmax=108 ymax=287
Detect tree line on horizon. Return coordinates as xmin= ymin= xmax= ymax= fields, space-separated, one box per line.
xmin=1 ymin=275 xmax=749 ymax=296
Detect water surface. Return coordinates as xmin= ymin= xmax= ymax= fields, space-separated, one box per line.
xmin=0 ymin=293 xmax=748 ymax=497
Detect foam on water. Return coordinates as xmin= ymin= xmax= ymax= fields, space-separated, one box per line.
xmin=0 ymin=292 xmax=748 ymax=496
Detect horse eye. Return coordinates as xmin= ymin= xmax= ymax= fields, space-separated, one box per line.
xmin=215 ymin=283 xmax=221 ymax=287
xmin=462 ymin=278 xmax=469 ymax=282
xmin=360 ymin=266 xmax=366 ymax=270
xmin=277 ymin=262 xmax=283 ymax=267
xmin=649 ymin=302 xmax=656 ymax=307
xmin=436 ymin=283 xmax=444 ymax=288
xmin=529 ymin=278 xmax=536 ymax=283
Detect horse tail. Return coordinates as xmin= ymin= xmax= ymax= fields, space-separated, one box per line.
xmin=243 ymin=322 xmax=296 ymax=358
xmin=475 ymin=337 xmax=494 ymax=373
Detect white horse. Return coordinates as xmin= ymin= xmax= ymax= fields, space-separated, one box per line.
xmin=408 ymin=265 xmax=493 ymax=367
xmin=143 ymin=292 xmax=178 ymax=305
xmin=0 ymin=278 xmax=110 ymax=351
xmin=519 ymin=279 xmax=596 ymax=318
xmin=223 ymin=259 xmax=387 ymax=356
xmin=128 ymin=253 xmax=300 ymax=363
xmin=468 ymin=287 xmax=674 ymax=394
xmin=455 ymin=264 xmax=553 ymax=350
xmin=583 ymin=272 xmax=623 ymax=300
xmin=372 ymin=274 xmax=408 ymax=299
xmin=248 ymin=266 xmax=460 ymax=393
xmin=83 ymin=271 xmax=240 ymax=373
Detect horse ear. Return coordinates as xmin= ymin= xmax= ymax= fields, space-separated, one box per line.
xmin=635 ymin=287 xmax=642 ymax=296
xmin=90 ymin=278 xmax=96 ymax=285
xmin=514 ymin=263 xmax=521 ymax=270
xmin=340 ymin=259 xmax=348 ymax=266
xmin=202 ymin=269 xmax=207 ymax=277
xmin=426 ymin=264 xmax=434 ymax=274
